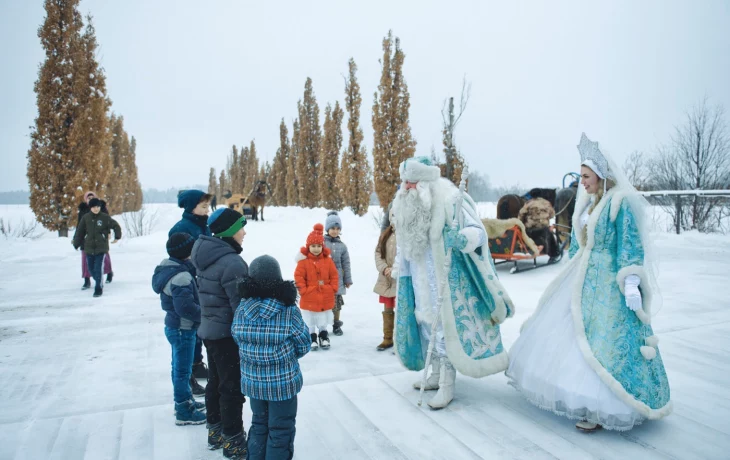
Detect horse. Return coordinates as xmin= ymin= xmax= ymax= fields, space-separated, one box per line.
xmin=496 ymin=188 xmax=557 ymax=220
xmin=247 ymin=180 xmax=271 ymax=222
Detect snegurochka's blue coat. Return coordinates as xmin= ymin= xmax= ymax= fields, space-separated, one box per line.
xmin=394 ymin=179 xmax=515 ymax=378
xmin=522 ymin=186 xmax=672 ymax=420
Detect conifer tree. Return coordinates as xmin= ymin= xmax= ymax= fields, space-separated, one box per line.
xmin=296 ymin=78 xmax=322 ymax=208
xmin=271 ymin=119 xmax=289 ymax=206
xmin=219 ymin=170 xmax=227 ymax=201
xmin=341 ymin=58 xmax=373 ymax=216
xmin=74 ymin=16 xmax=113 ymax=204
xmin=247 ymin=140 xmax=260 ymax=190
xmin=208 ymin=167 xmax=217 ymax=197
xmin=320 ymin=102 xmax=344 ymax=210
xmin=286 ymin=119 xmax=300 ymax=206
xmin=239 ymin=146 xmax=249 ymax=194
xmin=227 ymin=145 xmax=239 ymax=193
xmin=372 ymin=31 xmax=416 ymax=208
xmin=123 ymin=135 xmax=143 ymax=212
xmin=27 ymin=1 xmax=106 ymax=236
xmin=105 ymin=114 xmax=131 ymax=214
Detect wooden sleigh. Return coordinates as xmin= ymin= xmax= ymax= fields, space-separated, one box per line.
xmin=483 ymin=218 xmax=562 ymax=274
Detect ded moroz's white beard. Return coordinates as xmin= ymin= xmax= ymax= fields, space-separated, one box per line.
xmin=393 ymin=181 xmax=432 ymax=262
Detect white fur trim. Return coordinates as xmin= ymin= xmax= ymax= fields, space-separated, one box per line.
xmin=294 ymin=252 xmax=306 ymax=263
xmin=616 ymin=265 xmax=652 ymax=325
xmin=640 ymin=346 xmax=657 ymax=360
xmin=645 ymin=335 xmax=659 ymax=348
xmin=519 ymin=187 xmax=672 ymax=420
xmin=610 ymin=191 xmax=627 ymax=222
xmin=460 ymin=227 xmax=482 ymax=253
xmin=400 ymin=159 xmax=441 ymax=183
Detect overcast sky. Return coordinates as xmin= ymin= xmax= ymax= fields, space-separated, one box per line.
xmin=2 ymin=0 xmax=729 ymax=193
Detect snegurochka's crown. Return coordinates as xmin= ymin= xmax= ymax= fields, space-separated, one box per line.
xmin=578 ymin=132 xmax=613 ymax=180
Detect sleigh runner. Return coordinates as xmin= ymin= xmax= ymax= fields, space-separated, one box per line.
xmin=483 ymin=218 xmax=561 ymax=273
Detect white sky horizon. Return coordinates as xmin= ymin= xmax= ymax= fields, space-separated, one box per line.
xmin=1 ymin=0 xmax=729 ymax=193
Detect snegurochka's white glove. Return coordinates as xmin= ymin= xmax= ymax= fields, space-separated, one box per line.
xmin=624 ymin=274 xmax=642 ymax=312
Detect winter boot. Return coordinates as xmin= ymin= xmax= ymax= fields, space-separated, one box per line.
xmin=190 ymin=374 xmax=206 ymax=396
xmin=174 ymin=400 xmax=206 ymax=426
xmin=192 ymin=361 xmax=208 ymax=379
xmin=311 ymin=333 xmax=319 ymax=351
xmin=333 ymin=310 xmax=343 ymax=336
xmin=207 ymin=422 xmax=224 ymax=450
xmin=428 ymin=358 xmax=456 ymax=410
xmin=173 ymin=399 xmax=205 ymax=416
xmin=413 ymin=355 xmax=440 ymax=391
xmin=319 ymin=330 xmax=331 ymax=349
xmin=376 ymin=309 xmax=395 ymax=351
xmin=106 ymin=272 xmax=113 ymax=284
xmin=82 ymin=277 xmax=91 ymax=290
xmin=222 ymin=431 xmax=248 ymax=459
xmin=93 ymin=286 xmax=103 ymax=298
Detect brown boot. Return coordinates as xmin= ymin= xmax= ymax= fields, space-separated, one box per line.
xmin=377 ymin=309 xmax=394 ymax=351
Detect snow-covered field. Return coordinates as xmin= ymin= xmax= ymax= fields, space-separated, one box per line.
xmin=1 ymin=203 xmax=729 ymax=460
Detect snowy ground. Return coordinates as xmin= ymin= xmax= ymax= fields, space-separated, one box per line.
xmin=1 ymin=203 xmax=729 ymax=460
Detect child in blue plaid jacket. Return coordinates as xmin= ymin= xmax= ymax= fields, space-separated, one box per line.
xmin=232 ymin=255 xmax=311 ymax=459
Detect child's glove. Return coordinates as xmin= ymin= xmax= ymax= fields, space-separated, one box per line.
xmin=443 ymin=227 xmax=467 ymax=251
xmin=624 ymin=275 xmax=642 ymax=312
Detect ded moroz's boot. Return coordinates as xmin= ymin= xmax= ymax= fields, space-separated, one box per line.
xmin=413 ymin=355 xmax=440 ymax=391
xmin=428 ymin=357 xmax=456 ymax=410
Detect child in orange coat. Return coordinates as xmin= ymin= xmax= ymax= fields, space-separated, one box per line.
xmin=294 ymin=224 xmax=339 ymax=350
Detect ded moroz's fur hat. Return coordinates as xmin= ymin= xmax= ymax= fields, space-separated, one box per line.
xmin=399 ymin=156 xmax=441 ymax=183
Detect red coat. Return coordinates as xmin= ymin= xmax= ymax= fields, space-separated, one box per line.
xmin=294 ymin=247 xmax=339 ymax=312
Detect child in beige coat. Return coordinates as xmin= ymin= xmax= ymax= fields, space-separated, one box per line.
xmin=373 ymin=215 xmax=397 ymax=350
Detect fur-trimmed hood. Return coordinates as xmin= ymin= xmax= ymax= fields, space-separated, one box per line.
xmin=237 ymin=277 xmax=298 ymax=321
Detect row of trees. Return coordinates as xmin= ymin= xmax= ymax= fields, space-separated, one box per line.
xmin=208 ymin=31 xmax=419 ymax=216
xmin=623 ymin=98 xmax=730 ymax=233
xmin=27 ymin=0 xmax=142 ymax=236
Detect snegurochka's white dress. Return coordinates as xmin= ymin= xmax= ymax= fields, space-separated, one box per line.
xmin=506 ymin=189 xmax=671 ymax=431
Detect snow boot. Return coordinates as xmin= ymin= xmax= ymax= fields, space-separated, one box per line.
xmin=93 ymin=286 xmax=103 ymax=298
xmin=207 ymin=422 xmax=224 ymax=450
xmin=222 ymin=431 xmax=247 ymax=459
xmin=190 ymin=375 xmax=206 ymax=396
xmin=174 ymin=400 xmax=206 ymax=426
xmin=310 ymin=333 xmax=319 ymax=351
xmin=173 ymin=399 xmax=205 ymax=416
xmin=376 ymin=309 xmax=394 ymax=351
xmin=319 ymin=330 xmax=331 ymax=349
xmin=333 ymin=310 xmax=343 ymax=336
xmin=428 ymin=358 xmax=456 ymax=410
xmin=82 ymin=277 xmax=91 ymax=290
xmin=413 ymin=355 xmax=440 ymax=391
xmin=106 ymin=272 xmax=113 ymax=284
xmin=192 ymin=361 xmax=208 ymax=379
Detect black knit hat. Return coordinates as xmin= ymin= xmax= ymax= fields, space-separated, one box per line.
xmin=208 ymin=208 xmax=246 ymax=237
xmin=249 ymin=255 xmax=282 ymax=283
xmin=88 ymin=198 xmax=102 ymax=208
xmin=167 ymin=232 xmax=196 ymax=260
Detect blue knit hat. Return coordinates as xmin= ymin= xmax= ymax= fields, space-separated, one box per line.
xmin=325 ymin=211 xmax=342 ymax=232
xmin=167 ymin=232 xmax=196 ymax=260
xmin=177 ymin=190 xmax=207 ymax=213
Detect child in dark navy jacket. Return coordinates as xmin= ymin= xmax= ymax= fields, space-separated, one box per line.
xmin=152 ymin=232 xmax=206 ymax=426
xmin=232 ymin=255 xmax=311 ymax=460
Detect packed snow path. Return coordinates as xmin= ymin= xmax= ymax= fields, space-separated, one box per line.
xmin=1 ymin=204 xmax=729 ymax=459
